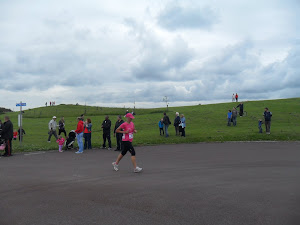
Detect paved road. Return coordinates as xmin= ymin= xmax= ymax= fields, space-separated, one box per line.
xmin=1 ymin=142 xmax=300 ymax=225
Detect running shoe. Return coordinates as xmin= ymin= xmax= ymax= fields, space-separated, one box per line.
xmin=108 ymin=148 xmax=112 ymax=150
xmin=112 ymin=162 xmax=119 ymax=171
xmin=75 ymin=151 xmax=83 ymax=154
xmin=134 ymin=167 xmax=143 ymax=173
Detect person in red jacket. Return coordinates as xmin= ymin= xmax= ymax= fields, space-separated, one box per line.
xmin=235 ymin=93 xmax=239 ymax=102
xmin=75 ymin=117 xmax=84 ymax=154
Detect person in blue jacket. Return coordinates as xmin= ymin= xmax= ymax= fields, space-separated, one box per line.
xmin=180 ymin=114 xmax=186 ymax=137
xmin=158 ymin=119 xmax=164 ymax=136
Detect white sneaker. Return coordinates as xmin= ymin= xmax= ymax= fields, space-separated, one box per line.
xmin=108 ymin=148 xmax=112 ymax=150
xmin=75 ymin=151 xmax=83 ymax=154
xmin=112 ymin=162 xmax=119 ymax=171
xmin=134 ymin=167 xmax=143 ymax=173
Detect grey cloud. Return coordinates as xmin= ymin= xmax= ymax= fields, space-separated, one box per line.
xmin=124 ymin=19 xmax=195 ymax=81
xmin=157 ymin=4 xmax=218 ymax=31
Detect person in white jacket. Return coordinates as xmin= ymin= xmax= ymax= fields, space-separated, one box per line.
xmin=48 ymin=116 xmax=58 ymax=142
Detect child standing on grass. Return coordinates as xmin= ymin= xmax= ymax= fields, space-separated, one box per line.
xmin=56 ymin=135 xmax=65 ymax=152
xmin=258 ymin=119 xmax=263 ymax=133
xmin=13 ymin=130 xmax=18 ymax=140
xmin=227 ymin=110 xmax=232 ymax=126
xmin=158 ymin=118 xmax=164 ymax=136
xmin=112 ymin=113 xmax=142 ymax=173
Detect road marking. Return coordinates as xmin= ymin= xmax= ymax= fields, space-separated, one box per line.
xmin=24 ymin=152 xmax=46 ymax=156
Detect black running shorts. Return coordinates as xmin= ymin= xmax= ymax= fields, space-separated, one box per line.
xmin=121 ymin=141 xmax=136 ymax=156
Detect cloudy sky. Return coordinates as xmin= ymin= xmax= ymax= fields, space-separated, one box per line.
xmin=0 ymin=0 xmax=299 ymax=110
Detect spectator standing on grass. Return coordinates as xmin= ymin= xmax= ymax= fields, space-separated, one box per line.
xmin=232 ymin=107 xmax=238 ymax=126
xmin=0 ymin=120 xmax=2 ymax=131
xmin=84 ymin=118 xmax=92 ymax=149
xmin=102 ymin=116 xmax=112 ymax=150
xmin=0 ymin=116 xmax=13 ymax=157
xmin=45 ymin=102 xmax=47 ymax=107
xmin=227 ymin=110 xmax=232 ymax=126
xmin=258 ymin=119 xmax=263 ymax=133
xmin=48 ymin=116 xmax=58 ymax=142
xmin=18 ymin=127 xmax=25 ymax=141
xmin=232 ymin=93 xmax=235 ymax=102
xmin=114 ymin=115 xmax=124 ymax=151
xmin=174 ymin=112 xmax=181 ymax=136
xmin=75 ymin=117 xmax=84 ymax=154
xmin=58 ymin=117 xmax=67 ymax=137
xmin=180 ymin=114 xmax=186 ymax=137
xmin=158 ymin=118 xmax=164 ymax=136
xmin=163 ymin=112 xmax=171 ymax=137
xmin=13 ymin=130 xmax=18 ymax=140
xmin=235 ymin=93 xmax=239 ymax=102
xmin=236 ymin=102 xmax=244 ymax=117
xmin=263 ymin=108 xmax=272 ymax=134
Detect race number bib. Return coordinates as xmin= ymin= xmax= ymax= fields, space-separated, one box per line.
xmin=129 ymin=133 xmax=133 ymax=139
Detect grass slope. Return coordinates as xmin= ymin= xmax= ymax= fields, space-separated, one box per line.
xmin=2 ymin=98 xmax=300 ymax=152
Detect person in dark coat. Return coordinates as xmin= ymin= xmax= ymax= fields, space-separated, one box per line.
xmin=174 ymin=112 xmax=181 ymax=136
xmin=18 ymin=127 xmax=26 ymax=141
xmin=163 ymin=112 xmax=171 ymax=137
xmin=263 ymin=107 xmax=272 ymax=134
xmin=58 ymin=117 xmax=67 ymax=137
xmin=236 ymin=102 xmax=244 ymax=117
xmin=114 ymin=115 xmax=124 ymax=151
xmin=102 ymin=115 xmax=112 ymax=150
xmin=1 ymin=116 xmax=13 ymax=157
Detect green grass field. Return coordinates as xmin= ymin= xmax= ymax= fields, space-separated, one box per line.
xmin=2 ymin=98 xmax=300 ymax=152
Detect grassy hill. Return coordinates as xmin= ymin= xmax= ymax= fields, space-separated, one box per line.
xmin=2 ymin=98 xmax=300 ymax=152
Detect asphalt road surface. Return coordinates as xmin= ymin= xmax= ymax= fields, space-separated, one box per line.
xmin=1 ymin=142 xmax=300 ymax=225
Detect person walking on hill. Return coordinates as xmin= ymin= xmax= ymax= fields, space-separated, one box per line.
xmin=84 ymin=118 xmax=92 ymax=149
xmin=232 ymin=107 xmax=238 ymax=126
xmin=48 ymin=116 xmax=58 ymax=142
xmin=0 ymin=116 xmax=13 ymax=157
xmin=174 ymin=112 xmax=181 ymax=136
xmin=58 ymin=117 xmax=67 ymax=137
xmin=235 ymin=93 xmax=238 ymax=102
xmin=163 ymin=112 xmax=171 ymax=137
xmin=232 ymin=93 xmax=235 ymax=102
xmin=112 ymin=113 xmax=142 ymax=173
xmin=102 ymin=116 xmax=112 ymax=150
xmin=75 ymin=117 xmax=84 ymax=154
xmin=263 ymin=108 xmax=272 ymax=134
xmin=236 ymin=102 xmax=244 ymax=117
xmin=114 ymin=115 xmax=124 ymax=151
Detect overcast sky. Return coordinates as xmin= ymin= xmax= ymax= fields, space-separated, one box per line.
xmin=0 ymin=0 xmax=299 ymax=110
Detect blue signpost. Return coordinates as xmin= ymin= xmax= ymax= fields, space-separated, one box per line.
xmin=16 ymin=101 xmax=26 ymax=145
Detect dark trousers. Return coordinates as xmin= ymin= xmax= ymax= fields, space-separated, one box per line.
xmin=4 ymin=139 xmax=12 ymax=156
xmin=227 ymin=118 xmax=231 ymax=126
xmin=59 ymin=129 xmax=67 ymax=137
xmin=159 ymin=128 xmax=164 ymax=135
xmin=84 ymin=133 xmax=92 ymax=149
xmin=103 ymin=132 xmax=111 ymax=148
xmin=48 ymin=130 xmax=58 ymax=141
xmin=239 ymin=110 xmax=243 ymax=116
xmin=116 ymin=133 xmax=122 ymax=150
xmin=265 ymin=121 xmax=271 ymax=133
xmin=181 ymin=128 xmax=185 ymax=137
xmin=259 ymin=126 xmax=262 ymax=133
xmin=175 ymin=126 xmax=179 ymax=135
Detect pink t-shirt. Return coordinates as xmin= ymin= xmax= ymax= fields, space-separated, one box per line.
xmin=120 ymin=122 xmax=135 ymax=142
